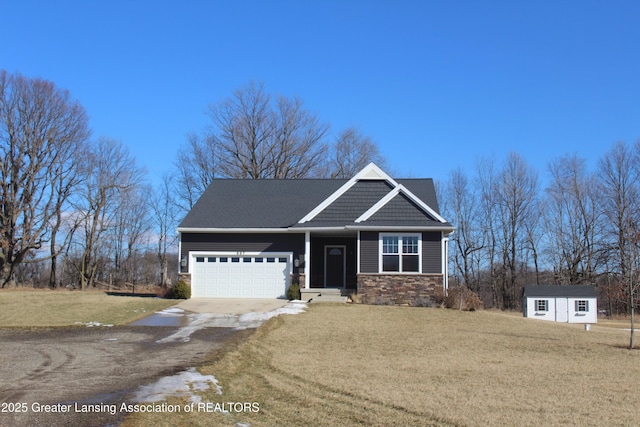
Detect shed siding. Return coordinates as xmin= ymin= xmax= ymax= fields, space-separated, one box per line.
xmin=524 ymin=296 xmax=597 ymax=323
xmin=359 ymin=231 xmax=379 ymax=273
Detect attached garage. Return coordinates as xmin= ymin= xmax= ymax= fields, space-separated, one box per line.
xmin=190 ymin=252 xmax=292 ymax=298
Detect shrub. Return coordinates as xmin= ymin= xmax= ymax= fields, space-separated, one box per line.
xmin=166 ymin=280 xmax=191 ymax=299
xmin=444 ymin=286 xmax=483 ymax=311
xmin=432 ymin=287 xmax=447 ymax=307
xmin=348 ymin=292 xmax=362 ymax=304
xmin=413 ymin=296 xmax=435 ymax=307
xmin=286 ymin=283 xmax=301 ymax=301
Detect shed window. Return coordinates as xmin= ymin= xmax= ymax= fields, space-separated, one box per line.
xmin=535 ymin=299 xmax=548 ymax=312
xmin=575 ymin=300 xmax=589 ymax=312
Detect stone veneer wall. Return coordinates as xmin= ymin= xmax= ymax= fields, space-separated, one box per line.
xmin=357 ymin=274 xmax=443 ymax=306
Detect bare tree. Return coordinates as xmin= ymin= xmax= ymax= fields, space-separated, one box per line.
xmin=71 ymin=138 xmax=145 ymax=289
xmin=0 ymin=70 xmax=90 ymax=287
xmin=208 ymin=81 xmax=329 ymax=179
xmin=598 ymin=141 xmax=640 ymax=348
xmin=271 ymin=96 xmax=329 ymax=178
xmin=150 ymin=173 xmax=179 ymax=287
xmin=110 ymin=184 xmax=151 ymax=286
xmin=173 ymin=132 xmax=218 ymax=212
xmin=476 ymin=156 xmax=500 ymax=306
xmin=544 ymin=154 xmax=602 ymax=284
xmin=443 ymin=168 xmax=484 ymax=291
xmin=329 ymin=127 xmax=387 ymax=178
xmin=495 ymin=153 xmax=539 ymax=309
xmin=598 ymin=142 xmax=640 ymax=280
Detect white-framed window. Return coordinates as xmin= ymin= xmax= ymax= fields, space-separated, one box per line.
xmin=575 ymin=300 xmax=589 ymax=312
xmin=380 ymin=233 xmax=421 ymax=273
xmin=535 ymin=299 xmax=548 ymax=312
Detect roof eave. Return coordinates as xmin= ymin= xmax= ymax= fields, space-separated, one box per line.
xmin=177 ymin=227 xmax=292 ymax=233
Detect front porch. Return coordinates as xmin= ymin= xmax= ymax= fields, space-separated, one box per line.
xmin=305 ymin=232 xmax=358 ymax=290
xmin=300 ymin=287 xmax=352 ymax=302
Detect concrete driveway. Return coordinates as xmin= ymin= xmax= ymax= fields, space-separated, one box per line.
xmin=0 ymin=298 xmax=305 ymax=427
xmin=176 ymin=297 xmax=288 ymax=314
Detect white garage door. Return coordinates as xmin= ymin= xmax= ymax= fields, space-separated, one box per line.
xmin=191 ymin=253 xmax=291 ymax=298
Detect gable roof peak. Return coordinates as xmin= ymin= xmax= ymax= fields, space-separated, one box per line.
xmin=356 ymin=162 xmax=396 ymax=183
xmin=298 ymin=162 xmax=397 ymax=224
xmin=355 ymin=183 xmax=447 ymax=224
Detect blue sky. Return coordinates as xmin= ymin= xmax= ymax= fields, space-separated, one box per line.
xmin=2 ymin=0 xmax=639 ymax=186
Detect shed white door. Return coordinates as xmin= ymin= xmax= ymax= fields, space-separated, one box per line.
xmin=191 ymin=253 xmax=291 ymax=298
xmin=556 ymin=298 xmax=568 ymax=322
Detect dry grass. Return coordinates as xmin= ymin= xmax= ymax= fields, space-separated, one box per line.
xmin=0 ymin=289 xmax=178 ymax=327
xmin=122 ymin=304 xmax=640 ymax=427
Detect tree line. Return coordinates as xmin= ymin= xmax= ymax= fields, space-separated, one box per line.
xmin=0 ymin=72 xmax=385 ymax=289
xmin=441 ymin=145 xmax=640 ymax=313
xmin=4 ymin=69 xmax=639 ymax=314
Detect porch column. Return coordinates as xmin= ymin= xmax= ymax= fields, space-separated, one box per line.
xmin=442 ymin=234 xmax=449 ymax=294
xmin=305 ymin=231 xmax=311 ymax=289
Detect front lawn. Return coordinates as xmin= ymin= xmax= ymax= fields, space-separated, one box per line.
xmin=122 ymin=304 xmax=640 ymax=426
xmin=0 ymin=289 xmax=178 ymax=327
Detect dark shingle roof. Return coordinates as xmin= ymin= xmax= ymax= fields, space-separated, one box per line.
xmin=179 ymin=179 xmax=344 ymax=228
xmin=178 ymin=176 xmax=450 ymax=229
xmin=523 ymin=285 xmax=597 ymax=298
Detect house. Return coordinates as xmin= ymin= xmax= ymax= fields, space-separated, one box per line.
xmin=177 ymin=163 xmax=454 ymax=305
xmin=523 ymin=285 xmax=597 ymax=324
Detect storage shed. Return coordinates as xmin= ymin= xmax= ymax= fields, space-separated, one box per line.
xmin=523 ymin=285 xmax=597 ymax=324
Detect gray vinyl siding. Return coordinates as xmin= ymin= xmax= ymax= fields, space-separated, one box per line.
xmin=180 ymin=232 xmax=305 ymax=273
xmin=358 ymin=231 xmax=442 ymax=274
xmin=422 ymin=231 xmax=442 ymax=273
xmin=366 ymin=193 xmax=439 ymax=223
xmin=311 ymin=180 xmax=393 ymax=224
xmin=359 ymin=231 xmax=379 ymax=273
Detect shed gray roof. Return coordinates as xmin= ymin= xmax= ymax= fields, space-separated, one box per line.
xmin=178 ymin=169 xmax=451 ymax=230
xmin=523 ymin=285 xmax=597 ymax=298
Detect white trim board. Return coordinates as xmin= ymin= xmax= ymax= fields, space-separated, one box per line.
xmin=355 ymin=184 xmax=447 ymax=224
xmin=298 ymin=162 xmax=397 ymax=223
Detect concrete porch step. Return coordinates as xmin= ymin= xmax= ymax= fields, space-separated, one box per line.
xmin=300 ymin=288 xmax=350 ymax=303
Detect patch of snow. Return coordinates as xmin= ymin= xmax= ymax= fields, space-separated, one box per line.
xmin=157 ymin=307 xmax=185 ymax=316
xmin=156 ymin=313 xmax=216 ymax=343
xmin=131 ymin=367 xmax=222 ymax=403
xmin=235 ymin=301 xmax=307 ymax=330
xmin=156 ymin=301 xmax=307 ymax=343
xmin=75 ymin=321 xmax=113 ymax=327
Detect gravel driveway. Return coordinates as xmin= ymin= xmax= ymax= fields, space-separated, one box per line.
xmin=0 ymin=324 xmax=253 ymax=427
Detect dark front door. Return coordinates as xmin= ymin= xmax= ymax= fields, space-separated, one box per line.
xmin=324 ymin=245 xmax=345 ymax=288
